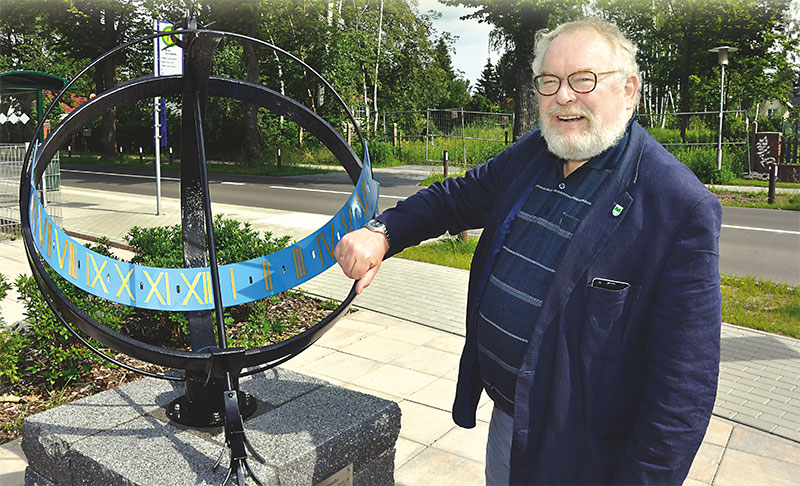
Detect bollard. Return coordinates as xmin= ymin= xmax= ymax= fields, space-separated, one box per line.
xmin=277 ymin=147 xmax=282 ymax=169
xmin=169 ymin=146 xmax=173 ymax=163
xmin=119 ymin=146 xmax=123 ymax=163
xmin=68 ymin=146 xmax=72 ymax=158
xmin=392 ymin=123 xmax=398 ymax=147
xmin=139 ymin=146 xmax=143 ymax=163
xmin=443 ymin=150 xmax=449 ymax=178
xmin=768 ymin=163 xmax=777 ymax=204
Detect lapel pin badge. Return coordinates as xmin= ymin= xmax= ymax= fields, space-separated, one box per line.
xmin=612 ymin=204 xmax=624 ymax=217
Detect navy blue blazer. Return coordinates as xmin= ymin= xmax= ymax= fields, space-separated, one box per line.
xmin=378 ymin=122 xmax=722 ymax=485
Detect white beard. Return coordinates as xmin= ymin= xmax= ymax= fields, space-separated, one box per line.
xmin=540 ymin=104 xmax=629 ymax=161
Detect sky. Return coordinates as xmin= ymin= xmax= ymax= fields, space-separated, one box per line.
xmin=417 ymin=0 xmax=502 ymax=89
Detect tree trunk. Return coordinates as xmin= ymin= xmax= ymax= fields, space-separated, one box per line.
xmin=239 ymin=0 xmax=261 ymax=166
xmin=99 ymin=10 xmax=117 ymax=161
xmin=512 ymin=37 xmax=537 ymax=140
xmin=372 ymin=0 xmax=384 ymax=136
xmin=242 ymin=41 xmax=260 ymax=166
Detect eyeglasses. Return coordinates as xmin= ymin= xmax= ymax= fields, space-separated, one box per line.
xmin=533 ymin=70 xmax=618 ymax=96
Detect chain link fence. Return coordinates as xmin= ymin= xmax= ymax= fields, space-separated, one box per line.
xmin=1 ymin=143 xmax=61 ymax=235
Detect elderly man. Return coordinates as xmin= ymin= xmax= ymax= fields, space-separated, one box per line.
xmin=335 ymin=17 xmax=721 ymax=485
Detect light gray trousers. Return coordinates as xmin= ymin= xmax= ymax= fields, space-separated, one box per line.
xmin=485 ymin=405 xmax=513 ymax=485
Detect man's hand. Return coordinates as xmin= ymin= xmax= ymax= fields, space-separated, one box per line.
xmin=334 ymin=227 xmax=389 ymax=294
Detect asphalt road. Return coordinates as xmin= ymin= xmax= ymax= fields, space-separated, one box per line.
xmin=60 ymin=164 xmax=800 ymax=285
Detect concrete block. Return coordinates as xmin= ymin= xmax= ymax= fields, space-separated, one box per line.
xmin=23 ymin=368 xmax=400 ymax=486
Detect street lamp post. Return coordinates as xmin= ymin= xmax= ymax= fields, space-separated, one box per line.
xmin=709 ymin=46 xmax=737 ymax=170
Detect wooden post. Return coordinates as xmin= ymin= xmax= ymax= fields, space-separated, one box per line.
xmin=392 ymin=123 xmax=398 ymax=147
xmin=768 ymin=163 xmax=776 ymax=204
xmin=346 ymin=124 xmax=352 ymax=146
xmin=298 ymin=127 xmax=304 ymax=149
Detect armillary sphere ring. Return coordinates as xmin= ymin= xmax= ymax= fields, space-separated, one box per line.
xmin=21 ymin=27 xmax=378 ymax=379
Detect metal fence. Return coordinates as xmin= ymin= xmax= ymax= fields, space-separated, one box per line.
xmin=377 ymin=109 xmax=514 ymax=165
xmin=370 ymin=107 xmax=755 ymax=169
xmin=0 ymin=143 xmax=61 ymax=235
xmin=636 ymin=110 xmax=750 ymax=148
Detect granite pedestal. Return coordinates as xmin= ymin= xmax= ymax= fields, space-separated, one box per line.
xmin=22 ymin=368 xmax=401 ymax=485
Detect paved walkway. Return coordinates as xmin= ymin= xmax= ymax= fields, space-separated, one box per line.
xmin=1 ymin=167 xmax=799 ymax=485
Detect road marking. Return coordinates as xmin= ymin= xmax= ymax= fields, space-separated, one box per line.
xmin=722 ymin=224 xmax=800 ymax=235
xmin=62 ymin=168 xmax=181 ymax=182
xmin=269 ymin=185 xmax=406 ymax=200
xmin=63 ymin=169 xmax=407 ymax=199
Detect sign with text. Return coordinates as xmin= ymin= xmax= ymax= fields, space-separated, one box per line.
xmin=155 ymin=20 xmax=183 ymax=77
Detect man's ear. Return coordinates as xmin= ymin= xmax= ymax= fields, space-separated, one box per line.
xmin=624 ymin=74 xmax=640 ymax=110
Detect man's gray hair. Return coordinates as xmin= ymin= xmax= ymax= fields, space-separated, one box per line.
xmin=532 ymin=17 xmax=641 ymax=105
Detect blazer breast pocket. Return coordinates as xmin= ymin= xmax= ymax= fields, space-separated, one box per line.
xmin=581 ymin=278 xmax=639 ymax=359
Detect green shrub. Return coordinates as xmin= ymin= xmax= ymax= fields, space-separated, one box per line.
xmin=669 ymin=146 xmax=748 ymax=184
xmin=124 ymin=215 xmax=292 ymax=347
xmin=1 ymin=239 xmax=133 ymax=389
xmin=0 ymin=272 xmax=10 ymax=310
xmin=126 ymin=215 xmax=290 ymax=267
xmin=366 ymin=140 xmax=397 ymax=166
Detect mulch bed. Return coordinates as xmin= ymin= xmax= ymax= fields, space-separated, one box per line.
xmin=0 ymin=293 xmax=334 ymax=445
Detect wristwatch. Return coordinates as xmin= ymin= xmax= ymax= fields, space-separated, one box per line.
xmin=365 ymin=218 xmax=391 ymax=249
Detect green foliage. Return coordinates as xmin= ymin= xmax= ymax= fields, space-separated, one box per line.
xmin=669 ymin=146 xmax=746 ymax=184
xmin=126 ymin=215 xmax=291 ymax=268
xmin=647 ymin=124 xmax=716 ymax=145
xmin=0 ymin=273 xmax=10 ymax=302
xmin=0 ymin=238 xmax=134 ymax=389
xmin=124 ymin=215 xmax=292 ymax=346
xmin=366 ymin=140 xmax=397 ymax=166
xmin=0 ymin=217 xmax=297 ymax=391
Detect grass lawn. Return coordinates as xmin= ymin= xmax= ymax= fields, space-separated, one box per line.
xmin=397 ymin=236 xmax=800 ymax=339
xmin=709 ymin=188 xmax=799 ymax=210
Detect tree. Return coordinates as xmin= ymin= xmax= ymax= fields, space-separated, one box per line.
xmin=49 ymin=0 xmax=145 ymax=160
xmin=206 ymin=0 xmax=262 ymax=165
xmin=443 ymin=0 xmax=585 ymax=138
xmin=475 ymin=59 xmax=501 ymax=105
xmin=597 ymin=0 xmax=797 ymax=140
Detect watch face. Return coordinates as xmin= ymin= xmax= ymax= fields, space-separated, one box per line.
xmin=367 ymin=219 xmax=385 ymax=232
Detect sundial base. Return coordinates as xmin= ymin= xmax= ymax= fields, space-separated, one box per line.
xmin=166 ymin=391 xmax=258 ymax=427
xmin=21 ymin=368 xmax=400 ymax=486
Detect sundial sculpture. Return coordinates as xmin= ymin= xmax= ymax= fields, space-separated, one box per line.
xmin=19 ymin=16 xmax=379 ymax=486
